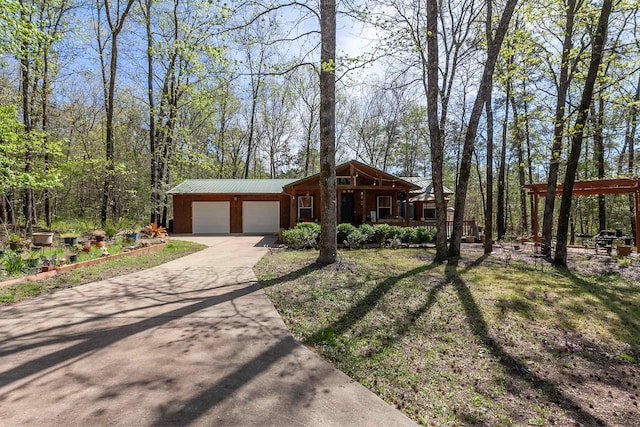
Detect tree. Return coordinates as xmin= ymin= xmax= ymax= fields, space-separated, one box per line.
xmin=448 ymin=0 xmax=519 ymax=259
xmin=316 ymin=0 xmax=337 ymax=265
xmin=540 ymin=0 xmax=581 ymax=254
xmin=94 ymin=0 xmax=136 ymax=226
xmin=554 ymin=0 xmax=613 ymax=266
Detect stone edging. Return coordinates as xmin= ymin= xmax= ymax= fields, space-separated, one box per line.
xmin=0 ymin=242 xmax=167 ymax=289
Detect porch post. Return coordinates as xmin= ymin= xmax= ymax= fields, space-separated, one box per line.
xmin=635 ymin=190 xmax=640 ymax=253
xmin=291 ymin=191 xmax=297 ymax=227
xmin=533 ymin=190 xmax=539 ymax=243
xmin=405 ymin=196 xmax=409 ymax=226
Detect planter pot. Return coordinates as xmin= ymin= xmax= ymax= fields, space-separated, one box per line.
xmin=95 ymin=235 xmax=106 ymax=242
xmin=40 ymin=264 xmax=55 ymax=272
xmin=69 ymin=254 xmax=78 ymax=263
xmin=32 ymin=232 xmax=53 ymax=246
xmin=95 ymin=241 xmax=106 ymax=248
xmin=64 ymin=236 xmax=78 ymax=246
xmin=125 ymin=233 xmax=138 ymax=242
xmin=617 ymin=245 xmax=631 ymax=257
xmin=465 ymin=235 xmax=475 ymax=243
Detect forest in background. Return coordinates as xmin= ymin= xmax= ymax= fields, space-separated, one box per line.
xmin=0 ymin=0 xmax=638 ymax=256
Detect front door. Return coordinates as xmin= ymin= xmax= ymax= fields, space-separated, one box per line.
xmin=340 ymin=193 xmax=354 ymax=224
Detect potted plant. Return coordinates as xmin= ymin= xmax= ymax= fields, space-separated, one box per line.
xmin=92 ymin=230 xmax=106 ymax=242
xmin=31 ymin=231 xmax=54 ymax=246
xmin=8 ymin=234 xmax=29 ymax=251
xmin=62 ymin=233 xmax=79 ymax=246
xmin=68 ymin=243 xmax=82 ymax=263
xmin=125 ymin=229 xmax=139 ymax=242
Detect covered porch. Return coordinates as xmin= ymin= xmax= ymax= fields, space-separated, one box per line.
xmin=283 ymin=161 xmax=420 ymax=228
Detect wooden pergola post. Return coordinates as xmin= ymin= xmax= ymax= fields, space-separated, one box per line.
xmin=532 ymin=189 xmax=540 ymax=243
xmin=635 ymin=190 xmax=640 ymax=252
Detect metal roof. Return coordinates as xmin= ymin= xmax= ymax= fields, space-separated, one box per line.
xmin=167 ymin=179 xmax=297 ymax=194
xmin=400 ymin=177 xmax=454 ymax=195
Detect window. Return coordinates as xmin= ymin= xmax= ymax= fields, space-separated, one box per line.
xmin=297 ymin=195 xmax=313 ymax=220
xmin=423 ymin=205 xmax=436 ymax=220
xmin=377 ymin=196 xmax=392 ymax=220
xmin=336 ymin=176 xmax=351 ymax=186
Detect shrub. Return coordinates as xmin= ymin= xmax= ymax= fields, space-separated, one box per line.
xmin=415 ymin=227 xmax=433 ymax=244
xmin=295 ymin=222 xmax=321 ymax=234
xmin=385 ymin=237 xmax=402 ymax=249
xmin=358 ymin=224 xmax=375 ymax=244
xmin=282 ymin=227 xmax=319 ymax=249
xmin=344 ymin=229 xmax=367 ymax=249
xmin=387 ymin=226 xmax=404 ymax=241
xmin=283 ymin=222 xmax=321 ymax=249
xmin=372 ymin=224 xmax=391 ymax=244
xmin=1 ymin=251 xmax=26 ymax=275
xmin=337 ymin=223 xmax=356 ymax=244
xmin=401 ymin=227 xmax=418 ymax=244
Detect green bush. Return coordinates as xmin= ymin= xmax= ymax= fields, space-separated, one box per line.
xmin=415 ymin=227 xmax=433 ymax=244
xmin=358 ymin=224 xmax=375 ymax=244
xmin=387 ymin=226 xmax=404 ymax=241
xmin=283 ymin=223 xmax=320 ymax=249
xmin=401 ymin=227 xmax=418 ymax=244
xmin=1 ymin=251 xmax=26 ymax=275
xmin=372 ymin=224 xmax=391 ymax=244
xmin=344 ymin=229 xmax=367 ymax=249
xmin=337 ymin=223 xmax=357 ymax=244
xmin=295 ymin=222 xmax=321 ymax=233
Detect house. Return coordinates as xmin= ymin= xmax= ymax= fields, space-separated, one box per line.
xmin=168 ymin=160 xmax=453 ymax=234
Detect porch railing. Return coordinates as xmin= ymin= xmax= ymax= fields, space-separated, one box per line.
xmin=408 ymin=220 xmax=479 ymax=239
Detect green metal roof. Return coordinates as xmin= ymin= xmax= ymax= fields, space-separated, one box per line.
xmin=400 ymin=177 xmax=454 ymax=195
xmin=167 ymin=179 xmax=297 ymax=195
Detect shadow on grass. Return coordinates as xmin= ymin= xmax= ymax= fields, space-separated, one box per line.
xmin=258 ymin=262 xmax=323 ymax=289
xmin=305 ymin=262 xmax=441 ymax=346
xmin=446 ymin=264 xmax=606 ymax=426
xmin=555 ymin=267 xmax=640 ymax=348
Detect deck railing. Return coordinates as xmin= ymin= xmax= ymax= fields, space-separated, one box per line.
xmin=408 ymin=220 xmax=479 ymax=239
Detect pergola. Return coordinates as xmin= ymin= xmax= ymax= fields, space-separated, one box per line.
xmin=524 ymin=178 xmax=640 ymax=253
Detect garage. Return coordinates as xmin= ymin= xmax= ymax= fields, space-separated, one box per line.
xmin=242 ymin=201 xmax=280 ymax=234
xmin=192 ymin=201 xmax=230 ymax=233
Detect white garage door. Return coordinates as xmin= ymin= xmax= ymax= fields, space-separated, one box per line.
xmin=192 ymin=201 xmax=230 ymax=233
xmin=242 ymin=201 xmax=280 ymax=234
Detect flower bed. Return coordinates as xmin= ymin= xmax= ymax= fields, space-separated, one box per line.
xmin=0 ymin=241 xmax=167 ymax=289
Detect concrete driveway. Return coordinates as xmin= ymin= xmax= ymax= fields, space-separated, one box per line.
xmin=0 ymin=235 xmax=415 ymax=426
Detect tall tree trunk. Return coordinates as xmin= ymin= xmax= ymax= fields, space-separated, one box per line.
xmin=554 ymin=0 xmax=613 ymax=266
xmin=523 ymin=79 xmax=535 ymax=235
xmin=142 ymin=0 xmax=161 ymax=225
xmin=448 ymin=0 xmax=519 ymax=259
xmin=42 ymin=47 xmax=52 ymax=229
xmin=484 ymin=0 xmax=494 ymax=254
xmin=627 ymin=73 xmax=639 ymax=243
xmin=98 ymin=0 xmax=136 ymax=227
xmin=511 ymin=94 xmax=528 ymax=234
xmin=497 ymin=86 xmax=510 ymax=240
xmin=541 ymin=0 xmax=578 ymax=254
xmin=19 ymin=4 xmax=33 ymax=234
xmin=316 ymin=0 xmax=337 ymax=265
xmin=425 ymin=0 xmax=448 ymax=262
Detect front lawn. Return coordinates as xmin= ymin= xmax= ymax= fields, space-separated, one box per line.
xmin=255 ymin=249 xmax=640 ymax=426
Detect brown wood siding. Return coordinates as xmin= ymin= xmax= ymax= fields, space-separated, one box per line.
xmin=171 ymin=194 xmax=290 ymax=234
